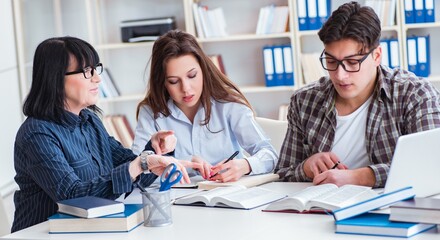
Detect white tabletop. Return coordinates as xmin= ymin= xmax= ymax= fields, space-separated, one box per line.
xmin=2 ymin=182 xmax=440 ymax=240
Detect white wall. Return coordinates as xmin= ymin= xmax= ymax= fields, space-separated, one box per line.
xmin=0 ymin=0 xmax=22 ymax=196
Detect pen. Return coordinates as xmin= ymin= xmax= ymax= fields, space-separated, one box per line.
xmin=331 ymin=161 xmax=341 ymax=170
xmin=210 ymin=151 xmax=239 ymax=178
xmin=224 ymin=151 xmax=239 ymax=164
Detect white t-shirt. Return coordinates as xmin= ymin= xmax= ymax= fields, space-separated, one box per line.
xmin=331 ymin=97 xmax=372 ymax=169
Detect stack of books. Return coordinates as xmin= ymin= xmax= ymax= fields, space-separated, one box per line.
xmin=49 ymin=196 xmax=144 ymax=233
xmin=255 ymin=5 xmax=289 ymax=35
xmin=102 ymin=114 xmax=134 ymax=148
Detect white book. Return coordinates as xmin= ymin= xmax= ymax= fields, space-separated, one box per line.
xmin=264 ymin=184 xmax=378 ymax=213
xmin=192 ymin=3 xmax=204 ymax=38
xmin=174 ymin=185 xmax=286 ymax=209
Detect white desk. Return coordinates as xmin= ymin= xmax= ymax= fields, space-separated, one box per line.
xmin=2 ymin=182 xmax=440 ymax=240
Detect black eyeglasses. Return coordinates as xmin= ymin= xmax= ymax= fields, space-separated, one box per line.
xmin=319 ymin=48 xmax=376 ymax=72
xmin=65 ymin=63 xmax=103 ymax=79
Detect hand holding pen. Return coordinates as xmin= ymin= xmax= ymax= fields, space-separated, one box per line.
xmin=209 ymin=151 xmax=251 ymax=182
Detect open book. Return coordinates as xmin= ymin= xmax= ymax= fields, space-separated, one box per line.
xmin=174 ymin=185 xmax=286 ymax=209
xmin=197 ymin=173 xmax=279 ymax=190
xmin=264 ymin=184 xmax=378 ymax=213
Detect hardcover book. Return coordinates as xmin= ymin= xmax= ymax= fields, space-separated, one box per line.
xmin=335 ymin=213 xmax=436 ymax=238
xmin=174 ymin=185 xmax=286 ymax=209
xmin=264 ymin=184 xmax=378 ymax=213
xmin=57 ymin=196 xmax=124 ymax=218
xmin=390 ymin=197 xmax=440 ymax=224
xmin=49 ymin=204 xmax=143 ymax=233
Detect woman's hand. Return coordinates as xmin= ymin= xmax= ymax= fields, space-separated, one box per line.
xmin=191 ymin=156 xmax=212 ymax=179
xmin=147 ymin=155 xmax=202 ymax=184
xmin=150 ymin=130 xmax=177 ymax=155
xmin=209 ymin=158 xmax=251 ymax=182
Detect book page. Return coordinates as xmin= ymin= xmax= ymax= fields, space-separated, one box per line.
xmin=307 ymin=185 xmax=378 ymax=211
xmin=264 ymin=184 xmax=337 ymax=212
xmin=212 ymin=187 xmax=286 ymax=209
xmin=174 ymin=185 xmax=245 ymax=206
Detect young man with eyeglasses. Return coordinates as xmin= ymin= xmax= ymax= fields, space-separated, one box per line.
xmin=275 ymin=2 xmax=440 ymax=188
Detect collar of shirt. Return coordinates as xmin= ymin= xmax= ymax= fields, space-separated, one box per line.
xmin=60 ymin=109 xmax=93 ymax=131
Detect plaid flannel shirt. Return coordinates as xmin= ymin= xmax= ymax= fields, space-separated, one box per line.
xmin=275 ymin=65 xmax=440 ymax=188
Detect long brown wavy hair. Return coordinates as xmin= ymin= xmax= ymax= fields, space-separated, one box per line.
xmin=136 ymin=30 xmax=252 ymax=126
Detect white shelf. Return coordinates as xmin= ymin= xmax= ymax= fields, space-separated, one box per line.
xmin=404 ymin=22 xmax=440 ymax=30
xmin=428 ymin=75 xmax=440 ymax=82
xmin=98 ymin=94 xmax=144 ymax=103
xmin=95 ymin=41 xmax=155 ymax=50
xmin=197 ymin=32 xmax=292 ymax=43
xmin=240 ymin=85 xmax=294 ymax=93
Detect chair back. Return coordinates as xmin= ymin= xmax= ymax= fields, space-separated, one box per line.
xmin=0 ymin=193 xmax=11 ymax=236
xmin=255 ymin=117 xmax=288 ymax=155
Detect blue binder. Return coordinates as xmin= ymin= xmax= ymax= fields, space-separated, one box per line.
xmin=297 ymin=0 xmax=308 ymax=30
xmin=273 ymin=46 xmax=285 ymax=86
xmin=282 ymin=45 xmax=295 ymax=86
xmin=389 ymin=38 xmax=400 ymax=69
xmin=317 ymin=0 xmax=330 ymax=28
xmin=424 ymin=0 xmax=435 ymax=22
xmin=417 ymin=35 xmax=430 ymax=77
xmin=414 ymin=0 xmax=425 ymax=23
xmin=307 ymin=0 xmax=320 ymax=30
xmin=380 ymin=39 xmax=390 ymax=67
xmin=407 ymin=36 xmax=419 ymax=75
xmin=404 ymin=0 xmax=415 ymax=23
xmin=263 ymin=46 xmax=276 ymax=87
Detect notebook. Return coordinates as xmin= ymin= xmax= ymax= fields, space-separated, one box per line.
xmin=383 ymin=128 xmax=440 ymax=197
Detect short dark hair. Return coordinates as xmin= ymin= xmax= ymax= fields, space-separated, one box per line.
xmin=23 ymin=36 xmax=101 ymax=123
xmin=318 ymin=1 xmax=381 ymax=51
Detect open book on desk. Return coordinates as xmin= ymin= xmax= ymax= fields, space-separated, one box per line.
xmin=264 ymin=184 xmax=415 ymax=221
xmin=174 ymin=185 xmax=286 ymax=209
xmin=264 ymin=184 xmax=377 ymax=213
xmin=197 ymin=173 xmax=279 ymax=190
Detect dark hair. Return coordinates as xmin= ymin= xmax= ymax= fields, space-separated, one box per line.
xmin=23 ymin=36 xmax=101 ymax=123
xmin=318 ymin=1 xmax=381 ymax=51
xmin=136 ymin=30 xmax=252 ymax=126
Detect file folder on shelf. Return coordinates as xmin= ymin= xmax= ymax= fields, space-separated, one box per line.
xmin=389 ymin=38 xmax=400 ymax=69
xmin=417 ymin=35 xmax=430 ymax=77
xmin=273 ymin=46 xmax=285 ymax=86
xmin=317 ymin=0 xmax=330 ymax=28
xmin=263 ymin=46 xmax=275 ymax=87
xmin=307 ymin=0 xmax=320 ymax=30
xmin=282 ymin=45 xmax=294 ymax=86
xmin=297 ymin=0 xmax=308 ymax=30
xmin=424 ymin=0 xmax=435 ymax=22
xmin=404 ymin=0 xmax=415 ymax=23
xmin=407 ymin=36 xmax=418 ymax=75
xmin=414 ymin=0 xmax=424 ymax=23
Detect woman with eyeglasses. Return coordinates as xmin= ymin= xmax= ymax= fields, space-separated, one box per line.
xmin=12 ymin=36 xmax=201 ymax=232
xmin=275 ymin=2 xmax=440 ymax=188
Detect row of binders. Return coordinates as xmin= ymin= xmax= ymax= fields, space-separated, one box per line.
xmin=263 ymin=44 xmax=295 ymax=87
xmin=380 ymin=38 xmax=400 ymax=70
xmin=297 ymin=0 xmax=331 ymax=31
xmin=192 ymin=3 xmax=228 ymax=38
xmin=407 ymin=35 xmax=430 ymax=77
xmin=256 ymin=5 xmax=290 ymax=34
xmin=404 ymin=0 xmax=436 ymax=24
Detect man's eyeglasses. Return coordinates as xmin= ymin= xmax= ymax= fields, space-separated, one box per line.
xmin=65 ymin=63 xmax=103 ymax=79
xmin=319 ymin=48 xmax=376 ymax=73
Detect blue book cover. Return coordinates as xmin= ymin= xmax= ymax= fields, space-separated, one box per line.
xmin=48 ymin=204 xmax=144 ymax=233
xmin=336 ymin=213 xmax=436 ymax=238
xmin=57 ymin=196 xmax=124 ymax=218
xmin=417 ymin=35 xmax=430 ymax=77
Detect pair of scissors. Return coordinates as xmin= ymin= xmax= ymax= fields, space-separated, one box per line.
xmin=159 ymin=163 xmax=183 ymax=191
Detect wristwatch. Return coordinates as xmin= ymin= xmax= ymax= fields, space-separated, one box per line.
xmin=140 ymin=150 xmax=154 ymax=174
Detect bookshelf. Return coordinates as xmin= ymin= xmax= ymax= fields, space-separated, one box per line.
xmin=13 ymin=0 xmax=440 ymax=127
